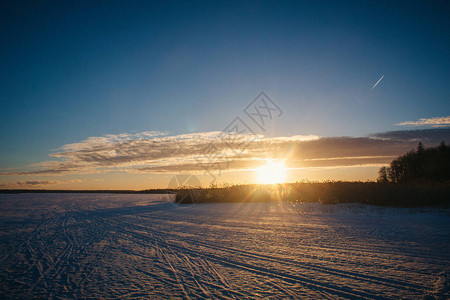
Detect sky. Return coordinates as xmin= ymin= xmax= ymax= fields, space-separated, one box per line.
xmin=0 ymin=0 xmax=449 ymax=189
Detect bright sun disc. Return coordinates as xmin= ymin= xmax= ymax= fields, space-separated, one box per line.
xmin=256 ymin=160 xmax=287 ymax=184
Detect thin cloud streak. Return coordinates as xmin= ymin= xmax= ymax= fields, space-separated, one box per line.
xmin=396 ymin=116 xmax=450 ymax=127
xmin=370 ymin=74 xmax=384 ymax=91
xmin=0 ymin=179 xmax=85 ymax=188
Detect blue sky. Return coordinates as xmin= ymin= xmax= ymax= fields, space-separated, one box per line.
xmin=1 ymin=0 xmax=449 ymax=188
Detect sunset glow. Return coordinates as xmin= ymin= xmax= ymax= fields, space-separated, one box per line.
xmin=256 ymin=160 xmax=287 ymax=184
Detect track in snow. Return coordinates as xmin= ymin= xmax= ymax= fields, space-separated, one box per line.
xmin=0 ymin=194 xmax=449 ymax=299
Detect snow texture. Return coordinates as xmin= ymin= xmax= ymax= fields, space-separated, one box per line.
xmin=0 ymin=194 xmax=449 ymax=299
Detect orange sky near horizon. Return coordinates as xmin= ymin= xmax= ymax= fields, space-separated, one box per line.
xmin=1 ymin=128 xmax=448 ymax=190
xmin=1 ymin=164 xmax=381 ymax=190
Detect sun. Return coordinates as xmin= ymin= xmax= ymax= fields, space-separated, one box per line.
xmin=256 ymin=160 xmax=287 ymax=184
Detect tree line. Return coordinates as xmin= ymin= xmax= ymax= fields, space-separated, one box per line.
xmin=378 ymin=141 xmax=450 ymax=183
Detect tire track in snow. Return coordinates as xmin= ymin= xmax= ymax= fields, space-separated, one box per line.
xmin=156 ymin=243 xmax=192 ymax=300
xmin=108 ymin=219 xmax=384 ymax=299
xmin=137 ymin=214 xmax=449 ymax=263
xmin=108 ymin=220 xmax=246 ymax=299
xmin=115 ymin=218 xmax=426 ymax=293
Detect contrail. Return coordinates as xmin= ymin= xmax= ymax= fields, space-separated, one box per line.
xmin=370 ymin=74 xmax=384 ymax=91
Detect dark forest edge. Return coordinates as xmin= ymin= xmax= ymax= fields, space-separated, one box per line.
xmin=174 ymin=182 xmax=450 ymax=207
xmin=2 ymin=182 xmax=449 ymax=207
xmin=176 ymin=142 xmax=450 ymax=207
xmin=377 ymin=141 xmax=450 ymax=184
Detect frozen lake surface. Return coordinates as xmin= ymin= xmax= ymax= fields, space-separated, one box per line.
xmin=0 ymin=194 xmax=449 ymax=299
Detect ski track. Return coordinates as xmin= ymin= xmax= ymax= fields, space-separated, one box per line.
xmin=0 ymin=194 xmax=449 ymax=299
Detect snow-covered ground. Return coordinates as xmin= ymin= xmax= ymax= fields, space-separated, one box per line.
xmin=0 ymin=194 xmax=449 ymax=299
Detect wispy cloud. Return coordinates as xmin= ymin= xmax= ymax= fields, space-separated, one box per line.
xmin=396 ymin=116 xmax=450 ymax=127
xmin=1 ymin=129 xmax=448 ymax=177
xmin=0 ymin=180 xmax=68 ymax=188
xmin=0 ymin=179 xmax=85 ymax=188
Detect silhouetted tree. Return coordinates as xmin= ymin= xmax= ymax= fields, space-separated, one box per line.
xmin=377 ymin=166 xmax=389 ymax=183
xmin=379 ymin=142 xmax=450 ymax=183
xmin=417 ymin=142 xmax=424 ymax=153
